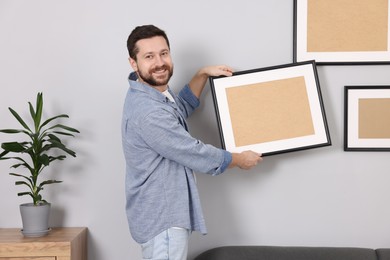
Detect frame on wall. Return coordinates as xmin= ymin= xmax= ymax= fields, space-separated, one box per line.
xmin=294 ymin=0 xmax=390 ymax=65
xmin=209 ymin=60 xmax=331 ymax=156
xmin=344 ymin=86 xmax=390 ymax=151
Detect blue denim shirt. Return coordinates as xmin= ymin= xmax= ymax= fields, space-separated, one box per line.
xmin=122 ymin=72 xmax=232 ymax=243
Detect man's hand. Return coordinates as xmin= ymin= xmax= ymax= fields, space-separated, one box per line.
xmin=229 ymin=150 xmax=263 ymax=170
xmin=189 ymin=65 xmax=234 ymax=98
xmin=199 ymin=65 xmax=233 ymax=77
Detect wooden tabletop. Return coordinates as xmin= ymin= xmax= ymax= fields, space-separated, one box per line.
xmin=0 ymin=227 xmax=87 ymax=243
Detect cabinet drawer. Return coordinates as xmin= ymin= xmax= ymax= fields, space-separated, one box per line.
xmin=0 ymin=227 xmax=86 ymax=260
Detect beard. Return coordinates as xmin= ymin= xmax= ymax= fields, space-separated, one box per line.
xmin=137 ymin=64 xmax=174 ymax=87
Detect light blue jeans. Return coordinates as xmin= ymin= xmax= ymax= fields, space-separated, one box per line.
xmin=140 ymin=228 xmax=190 ymax=260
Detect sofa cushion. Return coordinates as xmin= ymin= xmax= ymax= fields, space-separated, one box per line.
xmin=194 ymin=246 xmax=378 ymax=260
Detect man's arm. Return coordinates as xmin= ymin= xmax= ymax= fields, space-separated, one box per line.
xmin=188 ymin=65 xmax=233 ymax=98
xmin=189 ymin=65 xmax=263 ymax=171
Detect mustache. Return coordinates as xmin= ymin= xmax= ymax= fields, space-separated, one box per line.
xmin=151 ymin=65 xmax=170 ymax=73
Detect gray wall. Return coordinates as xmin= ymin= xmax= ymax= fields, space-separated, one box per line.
xmin=1 ymin=1 xmax=390 ymax=259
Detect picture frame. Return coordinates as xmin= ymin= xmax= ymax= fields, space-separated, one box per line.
xmin=294 ymin=0 xmax=390 ymax=65
xmin=344 ymin=86 xmax=390 ymax=151
xmin=209 ymin=60 xmax=331 ymax=156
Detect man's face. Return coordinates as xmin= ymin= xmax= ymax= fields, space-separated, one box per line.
xmin=130 ymin=36 xmax=173 ymax=90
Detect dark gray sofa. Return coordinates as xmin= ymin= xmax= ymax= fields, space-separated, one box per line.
xmin=194 ymin=246 xmax=390 ymax=260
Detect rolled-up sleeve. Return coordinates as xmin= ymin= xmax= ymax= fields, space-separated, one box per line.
xmin=176 ymin=84 xmax=200 ymax=118
xmin=219 ymin=150 xmax=232 ymax=173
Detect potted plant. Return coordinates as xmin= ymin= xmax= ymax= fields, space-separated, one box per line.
xmin=0 ymin=92 xmax=79 ymax=237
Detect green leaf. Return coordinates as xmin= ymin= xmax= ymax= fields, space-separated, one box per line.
xmin=47 ymin=134 xmax=61 ymax=142
xmin=47 ymin=139 xmax=76 ymax=157
xmin=10 ymin=162 xmax=29 ymax=169
xmin=52 ymin=131 xmax=75 ymax=137
xmin=0 ymin=150 xmax=9 ymax=159
xmin=7 ymin=156 xmax=31 ymax=165
xmin=38 ymin=154 xmax=50 ymax=166
xmin=49 ymin=155 xmax=66 ymax=162
xmin=40 ymin=114 xmax=69 ymax=129
xmin=1 ymin=142 xmax=27 ymax=153
xmin=34 ymin=92 xmax=43 ymax=131
xmin=29 ymin=102 xmax=36 ymax=126
xmin=39 ymin=180 xmax=62 ymax=188
xmin=10 ymin=173 xmax=33 ymax=185
xmin=15 ymin=181 xmax=32 ymax=189
xmin=10 ymin=172 xmax=28 ymax=178
xmin=0 ymin=129 xmax=24 ymax=134
xmin=10 ymin=159 xmax=28 ymax=169
xmin=17 ymin=192 xmax=31 ymax=197
xmin=8 ymin=107 xmax=31 ymax=132
xmin=9 ymin=163 xmax=22 ymax=168
xmin=48 ymin=124 xmax=80 ymax=133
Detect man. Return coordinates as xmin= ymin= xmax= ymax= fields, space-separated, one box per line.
xmin=122 ymin=24 xmax=262 ymax=260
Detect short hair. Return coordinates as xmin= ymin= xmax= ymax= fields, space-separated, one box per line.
xmin=127 ymin=25 xmax=170 ymax=60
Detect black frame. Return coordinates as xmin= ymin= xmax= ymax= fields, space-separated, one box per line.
xmin=344 ymin=85 xmax=390 ymax=151
xmin=294 ymin=0 xmax=390 ymax=65
xmin=209 ymin=60 xmax=331 ymax=156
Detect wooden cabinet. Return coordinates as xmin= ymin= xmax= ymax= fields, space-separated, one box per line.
xmin=0 ymin=227 xmax=87 ymax=260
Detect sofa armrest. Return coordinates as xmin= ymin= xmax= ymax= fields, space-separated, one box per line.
xmin=376 ymin=248 xmax=390 ymax=260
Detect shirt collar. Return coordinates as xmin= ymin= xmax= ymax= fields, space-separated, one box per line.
xmin=128 ymin=72 xmax=172 ymax=103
